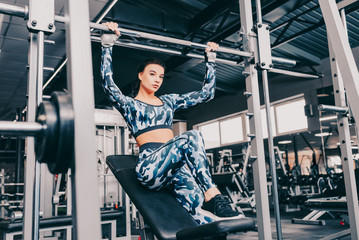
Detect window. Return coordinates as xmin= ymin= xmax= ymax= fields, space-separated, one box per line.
xmin=195 ymin=95 xmax=307 ymax=148
xmin=261 ymin=107 xmax=276 ymax=139
xmin=198 ymin=122 xmax=220 ymax=149
xmin=245 ymin=108 xmax=276 ymax=139
xmin=220 ymin=116 xmax=244 ymax=144
xmin=275 ymin=98 xmax=307 ymax=134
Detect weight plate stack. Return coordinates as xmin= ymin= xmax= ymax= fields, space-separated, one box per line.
xmin=36 ymin=91 xmax=74 ymax=174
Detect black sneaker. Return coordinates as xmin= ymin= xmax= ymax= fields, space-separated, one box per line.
xmin=199 ymin=194 xmax=244 ymax=221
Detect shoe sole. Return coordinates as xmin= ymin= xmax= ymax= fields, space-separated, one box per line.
xmin=198 ymin=208 xmax=245 ymax=221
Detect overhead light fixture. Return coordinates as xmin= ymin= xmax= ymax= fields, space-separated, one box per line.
xmin=315 ymin=132 xmax=332 ymax=137
xmin=317 ymin=88 xmax=330 ymax=97
xmin=278 ymin=140 xmax=292 ymax=144
xmin=319 ymin=115 xmax=337 ymax=122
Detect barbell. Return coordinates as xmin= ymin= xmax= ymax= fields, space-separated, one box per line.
xmin=0 ymin=92 xmax=74 ymax=174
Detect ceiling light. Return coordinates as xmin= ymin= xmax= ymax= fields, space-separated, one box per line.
xmin=278 ymin=140 xmax=292 ymax=144
xmin=315 ymin=132 xmax=333 ymax=137
xmin=317 ymin=93 xmax=329 ymax=97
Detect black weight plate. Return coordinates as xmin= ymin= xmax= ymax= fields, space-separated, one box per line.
xmin=47 ymin=92 xmax=74 ymax=174
xmin=35 ymin=101 xmax=58 ymax=164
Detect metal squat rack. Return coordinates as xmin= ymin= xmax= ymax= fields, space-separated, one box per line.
xmin=0 ymin=0 xmax=358 ymax=239
xmin=0 ymin=0 xmax=278 ymax=239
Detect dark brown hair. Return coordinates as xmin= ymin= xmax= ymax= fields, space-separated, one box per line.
xmin=132 ymin=58 xmax=166 ymax=97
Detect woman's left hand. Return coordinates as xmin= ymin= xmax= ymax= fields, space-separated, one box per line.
xmin=205 ymin=42 xmax=219 ymax=52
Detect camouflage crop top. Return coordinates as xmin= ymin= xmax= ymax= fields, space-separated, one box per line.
xmin=101 ymin=46 xmax=216 ymax=138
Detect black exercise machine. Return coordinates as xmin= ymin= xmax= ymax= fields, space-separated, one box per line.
xmin=107 ymin=155 xmax=256 ymax=240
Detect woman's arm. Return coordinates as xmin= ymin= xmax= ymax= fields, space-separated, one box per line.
xmin=101 ymin=46 xmax=130 ymax=109
xmin=101 ymin=22 xmax=133 ymax=113
xmin=164 ymin=50 xmax=217 ymax=112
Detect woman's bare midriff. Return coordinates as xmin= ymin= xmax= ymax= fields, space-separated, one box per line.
xmin=136 ymin=128 xmax=174 ymax=146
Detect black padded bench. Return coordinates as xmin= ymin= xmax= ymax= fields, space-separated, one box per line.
xmin=107 ymin=155 xmax=256 ymax=240
xmin=292 ymin=196 xmax=354 ymax=226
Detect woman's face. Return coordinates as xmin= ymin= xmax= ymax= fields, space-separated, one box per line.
xmin=138 ymin=64 xmax=165 ymax=93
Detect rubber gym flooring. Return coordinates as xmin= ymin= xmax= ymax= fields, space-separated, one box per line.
xmin=129 ymin=209 xmax=351 ymax=239
xmin=234 ymin=210 xmax=350 ymax=239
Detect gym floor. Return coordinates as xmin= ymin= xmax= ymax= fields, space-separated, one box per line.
xmin=127 ymin=210 xmax=350 ymax=239
xmin=234 ymin=211 xmax=350 ymax=239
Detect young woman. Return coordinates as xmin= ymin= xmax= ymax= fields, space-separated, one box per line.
xmin=101 ymin=22 xmax=243 ymax=225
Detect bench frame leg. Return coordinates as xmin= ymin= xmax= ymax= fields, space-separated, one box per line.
xmin=139 ymin=214 xmax=155 ymax=240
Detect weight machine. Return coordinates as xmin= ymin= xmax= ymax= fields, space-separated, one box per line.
xmin=1 ymin=0 xmax=357 ymax=239
xmin=0 ymin=0 xmax=280 ymax=238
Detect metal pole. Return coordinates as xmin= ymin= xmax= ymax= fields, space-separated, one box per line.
xmin=318 ymin=113 xmax=327 ymax=172
xmin=255 ymin=0 xmax=262 ymax=23
xmin=318 ymin=104 xmax=348 ymax=113
xmin=0 ymin=169 xmax=4 ymax=218
xmin=293 ymin=135 xmax=300 ymax=174
xmin=326 ymin=6 xmax=359 ymax=239
xmin=32 ymin=30 xmax=45 ymax=240
xmin=114 ymin=126 xmax=118 ymax=155
xmin=103 ymin=126 xmax=107 ymax=207
xmin=268 ymin=68 xmax=319 ymax=78
xmin=15 ymin=109 xmax=23 ymax=201
xmin=0 ymin=3 xmax=28 ymax=18
xmin=0 ymin=122 xmax=43 ymax=136
xmin=66 ymin=169 xmax=72 ymax=239
xmin=255 ymin=0 xmax=282 ymax=238
xmin=262 ymin=70 xmax=283 ymax=240
xmin=23 ymin=32 xmax=38 ymax=240
xmin=239 ymin=0 xmax=272 ymax=239
xmin=271 ymin=57 xmax=296 ymax=67
xmin=64 ymin=0 xmax=102 ymax=238
xmin=285 ymin=144 xmax=289 ymax=172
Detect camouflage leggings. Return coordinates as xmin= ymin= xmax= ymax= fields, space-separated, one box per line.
xmin=135 ymin=130 xmax=216 ymax=225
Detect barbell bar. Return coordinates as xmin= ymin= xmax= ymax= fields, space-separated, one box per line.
xmin=0 ymin=92 xmax=74 ymax=174
xmin=86 ymin=18 xmax=296 ymax=67
xmin=0 ymin=122 xmax=44 ymax=137
xmin=318 ymin=104 xmax=349 ymax=114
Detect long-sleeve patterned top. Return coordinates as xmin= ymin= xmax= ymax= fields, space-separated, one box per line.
xmin=101 ymin=46 xmax=216 ymax=138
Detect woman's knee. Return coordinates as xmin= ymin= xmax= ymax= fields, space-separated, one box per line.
xmin=183 ymin=130 xmax=203 ymax=141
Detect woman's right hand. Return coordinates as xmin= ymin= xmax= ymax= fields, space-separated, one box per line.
xmin=102 ymin=22 xmax=121 ymax=36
